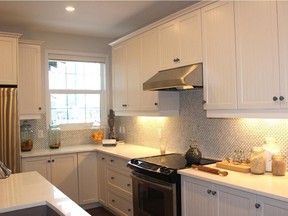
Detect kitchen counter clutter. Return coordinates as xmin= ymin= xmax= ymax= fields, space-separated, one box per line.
xmin=0 ymin=171 xmax=90 ymax=215
xmin=178 ymin=164 xmax=288 ymax=203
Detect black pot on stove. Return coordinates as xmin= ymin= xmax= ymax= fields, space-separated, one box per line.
xmin=185 ymin=141 xmax=202 ymax=164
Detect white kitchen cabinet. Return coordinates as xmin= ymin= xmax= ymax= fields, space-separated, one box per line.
xmin=111 ymin=29 xmax=180 ymax=116
xmin=21 ymin=153 xmax=79 ymax=203
xmin=182 ymin=176 xmax=256 ymax=216
xmin=78 ymin=152 xmax=98 ymax=205
xmin=97 ymin=152 xmax=133 ymax=216
xmin=97 ymin=153 xmax=108 ymax=206
xmin=256 ymin=195 xmax=288 ymax=216
xmin=202 ymin=1 xmax=237 ymax=110
xmin=235 ymin=1 xmax=280 ymax=109
xmin=18 ymin=40 xmax=42 ymax=119
xmin=277 ymin=1 xmax=288 ymax=109
xmin=0 ymin=32 xmax=21 ymax=85
xmin=112 ymin=37 xmax=141 ymax=112
xmin=158 ymin=9 xmax=202 ymax=70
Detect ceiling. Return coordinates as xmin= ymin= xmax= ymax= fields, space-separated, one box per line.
xmin=0 ymin=1 xmax=198 ymax=40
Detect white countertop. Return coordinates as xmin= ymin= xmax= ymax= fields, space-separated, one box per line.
xmin=178 ymin=164 xmax=288 ymax=203
xmin=0 ymin=171 xmax=90 ymax=215
xmin=21 ymin=143 xmax=163 ymax=160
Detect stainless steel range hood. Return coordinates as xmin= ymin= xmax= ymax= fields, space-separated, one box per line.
xmin=143 ymin=63 xmax=203 ymax=91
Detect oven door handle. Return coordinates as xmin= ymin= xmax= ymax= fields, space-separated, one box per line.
xmin=131 ymin=173 xmax=173 ymax=191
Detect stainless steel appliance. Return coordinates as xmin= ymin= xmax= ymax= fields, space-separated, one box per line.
xmin=127 ymin=153 xmax=219 ymax=216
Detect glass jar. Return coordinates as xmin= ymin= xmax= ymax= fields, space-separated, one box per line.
xmin=20 ymin=121 xmax=33 ymax=151
xmin=250 ymin=147 xmax=265 ymax=175
xmin=48 ymin=124 xmax=61 ymax=149
xmin=272 ymin=154 xmax=286 ymax=176
xmin=91 ymin=127 xmax=104 ymax=144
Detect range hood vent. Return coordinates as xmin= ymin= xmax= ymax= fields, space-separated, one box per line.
xmin=143 ymin=63 xmax=203 ymax=91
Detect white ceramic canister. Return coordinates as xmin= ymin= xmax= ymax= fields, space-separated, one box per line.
xmin=262 ymin=137 xmax=280 ymax=172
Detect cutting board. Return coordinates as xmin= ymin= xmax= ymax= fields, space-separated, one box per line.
xmin=216 ymin=161 xmax=251 ymax=173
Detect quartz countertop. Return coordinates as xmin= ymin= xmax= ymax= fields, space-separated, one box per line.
xmin=21 ymin=143 xmax=164 ymax=160
xmin=178 ymin=165 xmax=288 ymax=203
xmin=0 ymin=171 xmax=90 ymax=215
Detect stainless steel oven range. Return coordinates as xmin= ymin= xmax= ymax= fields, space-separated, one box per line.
xmin=127 ymin=153 xmax=219 ymax=216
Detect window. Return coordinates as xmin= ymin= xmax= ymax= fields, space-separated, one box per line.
xmin=47 ymin=51 xmax=107 ymax=128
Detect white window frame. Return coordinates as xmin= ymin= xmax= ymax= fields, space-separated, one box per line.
xmin=45 ymin=50 xmax=109 ymax=130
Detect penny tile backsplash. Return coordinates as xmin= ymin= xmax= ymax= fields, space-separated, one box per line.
xmin=27 ymin=89 xmax=288 ymax=160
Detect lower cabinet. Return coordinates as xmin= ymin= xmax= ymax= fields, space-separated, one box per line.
xmin=182 ymin=176 xmax=288 ymax=216
xmin=78 ymin=152 xmax=98 ymax=205
xmin=97 ymin=152 xmax=133 ymax=216
xmin=22 ymin=152 xmax=99 ymax=206
xmin=22 ymin=153 xmax=79 ymax=203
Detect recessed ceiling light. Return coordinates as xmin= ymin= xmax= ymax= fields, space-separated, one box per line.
xmin=65 ymin=6 xmax=75 ymax=12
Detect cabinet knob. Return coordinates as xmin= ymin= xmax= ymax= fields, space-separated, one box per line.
xmin=173 ymin=58 xmax=180 ymax=63
xmin=38 ymin=107 xmax=42 ymax=110
xmin=111 ymin=177 xmax=114 ymax=180
xmin=154 ymin=102 xmax=158 ymax=106
xmin=102 ymin=157 xmax=105 ymax=160
xmin=52 ymin=159 xmax=55 ymax=162
xmin=212 ymin=191 xmax=217 ymax=196
xmin=112 ymin=199 xmax=115 ymax=203
xmin=255 ymin=203 xmax=260 ymax=209
xmin=273 ymin=96 xmax=278 ymax=101
xmin=207 ymin=189 xmax=212 ymax=194
xmin=110 ymin=159 xmax=114 ymax=162
xmin=127 ymin=183 xmax=131 ymax=187
xmin=128 ymin=209 xmax=131 ymax=212
xmin=48 ymin=160 xmax=51 ymax=163
xmin=280 ymin=96 xmax=285 ymax=101
xmin=202 ymin=100 xmax=207 ymax=105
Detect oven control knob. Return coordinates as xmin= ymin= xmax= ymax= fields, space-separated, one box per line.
xmin=160 ymin=166 xmax=171 ymax=174
xmin=130 ymin=159 xmax=139 ymax=165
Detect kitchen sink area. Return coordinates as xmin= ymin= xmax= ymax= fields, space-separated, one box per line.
xmin=1 ymin=205 xmax=62 ymax=216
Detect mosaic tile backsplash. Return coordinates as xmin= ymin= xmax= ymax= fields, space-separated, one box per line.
xmin=115 ymin=89 xmax=288 ymax=160
xmin=27 ymin=89 xmax=288 ymax=161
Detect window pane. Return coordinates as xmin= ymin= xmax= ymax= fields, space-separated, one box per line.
xmin=50 ymin=93 xmax=100 ymax=124
xmin=48 ymin=60 xmax=102 ymax=90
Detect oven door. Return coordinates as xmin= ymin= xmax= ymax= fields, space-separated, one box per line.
xmin=131 ymin=172 xmax=177 ymax=216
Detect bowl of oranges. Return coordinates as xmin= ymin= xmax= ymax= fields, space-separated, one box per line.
xmin=91 ymin=127 xmax=104 ymax=144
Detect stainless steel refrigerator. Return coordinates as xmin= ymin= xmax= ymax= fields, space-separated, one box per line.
xmin=0 ymin=86 xmax=20 ymax=173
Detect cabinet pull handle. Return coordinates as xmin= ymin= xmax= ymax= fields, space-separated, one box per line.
xmin=255 ymin=203 xmax=260 ymax=209
xmin=273 ymin=96 xmax=278 ymax=101
xmin=122 ymin=104 xmax=127 ymax=107
xmin=212 ymin=191 xmax=217 ymax=195
xmin=173 ymin=58 xmax=180 ymax=62
xmin=280 ymin=96 xmax=285 ymax=101
xmin=207 ymin=189 xmax=212 ymax=194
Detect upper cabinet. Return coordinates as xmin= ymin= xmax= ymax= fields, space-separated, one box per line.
xmin=202 ymin=1 xmax=237 ymax=110
xmin=18 ymin=40 xmax=43 ymax=119
xmin=111 ymin=29 xmax=179 ymax=116
xmin=0 ymin=32 xmax=21 ymax=85
xmin=235 ymin=1 xmax=280 ymax=109
xmin=277 ymin=1 xmax=288 ymax=109
xmin=158 ymin=9 xmax=202 ymax=70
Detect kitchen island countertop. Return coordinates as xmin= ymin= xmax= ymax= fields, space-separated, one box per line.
xmin=0 ymin=171 xmax=90 ymax=215
xmin=178 ymin=165 xmax=288 ymax=203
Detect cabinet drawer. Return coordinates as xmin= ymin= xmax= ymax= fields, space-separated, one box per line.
xmin=107 ymin=155 xmax=130 ymax=171
xmin=107 ymin=166 xmax=132 ymax=195
xmin=108 ymin=190 xmax=133 ymax=216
